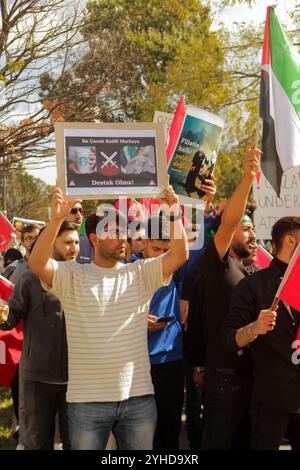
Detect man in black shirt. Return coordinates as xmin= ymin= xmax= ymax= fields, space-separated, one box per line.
xmin=224 ymin=216 xmax=300 ymax=450
xmin=183 ymin=144 xmax=260 ymax=449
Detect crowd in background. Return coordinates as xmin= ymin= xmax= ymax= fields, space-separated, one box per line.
xmin=0 ymin=145 xmax=300 ymax=451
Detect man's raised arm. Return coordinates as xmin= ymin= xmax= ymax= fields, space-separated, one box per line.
xmin=214 ymin=144 xmax=260 ymax=260
xmin=29 ymin=188 xmax=81 ymax=287
xmin=159 ymin=185 xmax=189 ymax=279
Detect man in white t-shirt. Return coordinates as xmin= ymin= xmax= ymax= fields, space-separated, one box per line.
xmin=29 ymin=185 xmax=188 ymax=450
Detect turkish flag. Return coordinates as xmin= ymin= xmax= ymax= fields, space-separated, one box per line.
xmin=0 ymin=276 xmax=23 ymax=387
xmin=0 ymin=275 xmax=14 ymax=301
xmin=0 ymin=211 xmax=14 ymax=252
xmin=0 ymin=323 xmax=23 ymax=387
xmin=276 ymin=243 xmax=300 ymax=312
xmin=253 ymin=244 xmax=273 ymax=269
xmin=166 ymin=96 xmax=186 ymax=165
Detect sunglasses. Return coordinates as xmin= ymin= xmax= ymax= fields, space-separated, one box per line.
xmin=70 ymin=207 xmax=85 ymax=216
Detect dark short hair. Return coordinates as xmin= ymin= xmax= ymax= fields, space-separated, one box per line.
xmin=21 ymin=224 xmax=40 ymax=241
xmin=271 ymin=217 xmax=300 ymax=252
xmin=29 ymin=222 xmax=78 ymax=254
xmin=85 ymin=210 xmax=127 ymax=245
xmin=57 ymin=221 xmax=78 ymax=238
xmin=4 ymin=248 xmax=23 ymax=266
xmin=146 ymin=215 xmax=170 ymax=241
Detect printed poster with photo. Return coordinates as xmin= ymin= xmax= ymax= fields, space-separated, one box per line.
xmin=167 ymin=105 xmax=224 ymax=205
xmin=55 ymin=122 xmax=167 ymax=199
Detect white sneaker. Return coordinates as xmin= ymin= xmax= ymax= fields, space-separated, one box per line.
xmin=16 ymin=443 xmax=24 ymax=450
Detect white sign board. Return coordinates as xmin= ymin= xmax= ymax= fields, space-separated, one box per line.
xmin=55 ymin=122 xmax=168 ymax=200
xmin=253 ymin=166 xmax=300 ymax=240
xmin=153 ymin=111 xmax=173 ymax=142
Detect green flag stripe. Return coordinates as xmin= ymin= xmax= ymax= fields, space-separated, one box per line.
xmin=269 ymin=8 xmax=300 ymax=119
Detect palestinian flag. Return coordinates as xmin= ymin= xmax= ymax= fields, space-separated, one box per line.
xmin=260 ymin=6 xmax=300 ymax=196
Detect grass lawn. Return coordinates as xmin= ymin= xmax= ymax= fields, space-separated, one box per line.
xmin=0 ymin=386 xmax=15 ymax=450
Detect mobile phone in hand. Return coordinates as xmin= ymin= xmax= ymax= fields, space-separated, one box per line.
xmin=156 ymin=316 xmax=175 ymax=323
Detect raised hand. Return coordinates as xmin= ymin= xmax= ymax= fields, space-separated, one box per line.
xmin=243 ymin=143 xmax=261 ymax=179
xmin=51 ymin=187 xmax=82 ymax=223
xmin=158 ymin=185 xmax=180 ymax=216
xmin=201 ymin=174 xmax=217 ymax=200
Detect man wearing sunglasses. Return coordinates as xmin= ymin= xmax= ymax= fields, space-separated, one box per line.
xmin=29 ymin=185 xmax=188 ymax=450
xmin=66 ymin=204 xmax=85 ymax=230
xmin=65 ymin=203 xmax=93 ymax=264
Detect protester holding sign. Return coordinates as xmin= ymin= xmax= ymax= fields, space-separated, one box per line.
xmin=224 ymin=216 xmax=300 ymax=450
xmin=182 ymin=144 xmax=260 ymax=450
xmin=28 ymin=184 xmax=188 ymax=450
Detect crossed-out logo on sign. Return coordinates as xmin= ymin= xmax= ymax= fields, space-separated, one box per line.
xmin=291 ymin=340 xmax=300 ymax=365
xmin=95 ymin=200 xmax=205 ymax=250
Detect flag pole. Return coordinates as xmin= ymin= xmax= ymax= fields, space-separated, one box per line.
xmin=254 ymin=113 xmax=260 ymax=149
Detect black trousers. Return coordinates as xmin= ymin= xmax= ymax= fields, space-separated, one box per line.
xmin=10 ymin=365 xmax=19 ymax=423
xmin=201 ymin=370 xmax=252 ymax=450
xmin=251 ymin=401 xmax=300 ymax=450
xmin=184 ymin=358 xmax=204 ymax=450
xmin=23 ymin=380 xmax=69 ymax=450
xmin=151 ymin=359 xmax=184 ymax=450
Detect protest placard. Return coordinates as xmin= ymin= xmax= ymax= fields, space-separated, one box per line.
xmin=153 ymin=111 xmax=173 ymax=142
xmin=167 ymin=105 xmax=224 ymax=206
xmin=253 ymin=166 xmax=300 ymax=240
xmin=55 ymin=122 xmax=168 ymax=199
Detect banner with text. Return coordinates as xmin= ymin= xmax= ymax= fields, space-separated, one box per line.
xmin=167 ymin=105 xmax=224 ymax=206
xmin=253 ymin=166 xmax=300 ymax=239
xmin=55 ymin=122 xmax=167 ymax=200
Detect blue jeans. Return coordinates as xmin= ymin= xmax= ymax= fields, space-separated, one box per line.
xmin=68 ymin=394 xmax=157 ymax=450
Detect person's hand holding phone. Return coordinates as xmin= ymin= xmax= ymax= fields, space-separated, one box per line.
xmin=201 ymin=174 xmax=217 ymax=199
xmin=203 ymin=175 xmax=217 ymax=216
xmin=148 ymin=314 xmax=169 ymax=331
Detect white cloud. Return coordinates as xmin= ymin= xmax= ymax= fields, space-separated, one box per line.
xmin=217 ymin=0 xmax=297 ymax=27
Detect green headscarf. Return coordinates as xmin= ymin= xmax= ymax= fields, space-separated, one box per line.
xmin=240 ymin=214 xmax=253 ymax=225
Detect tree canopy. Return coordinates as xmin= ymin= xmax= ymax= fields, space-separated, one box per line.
xmin=4 ymin=164 xmax=52 ymax=221
xmin=0 ymin=0 xmax=299 ymax=208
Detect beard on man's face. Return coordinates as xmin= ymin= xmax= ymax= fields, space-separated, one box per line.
xmin=231 ymin=240 xmax=254 ymax=259
xmin=53 ymin=247 xmax=68 ymax=262
xmin=97 ymin=244 xmax=126 ymax=262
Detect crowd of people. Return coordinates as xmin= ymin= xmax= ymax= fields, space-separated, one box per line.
xmin=0 ymin=144 xmax=300 ymax=451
